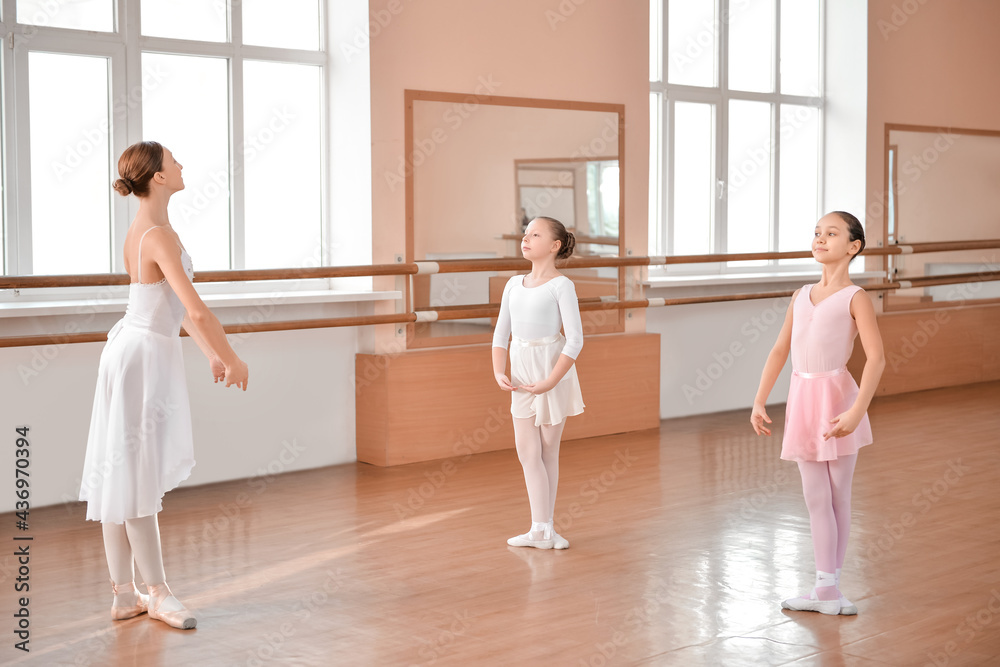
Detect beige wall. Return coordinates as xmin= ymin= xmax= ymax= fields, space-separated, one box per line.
xmin=866 ymin=0 xmax=1000 ymax=249
xmin=369 ymin=0 xmax=649 ymax=351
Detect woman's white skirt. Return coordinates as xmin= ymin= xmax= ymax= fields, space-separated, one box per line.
xmin=79 ymin=321 xmax=195 ymax=524
xmin=509 ymin=333 xmax=585 ymax=426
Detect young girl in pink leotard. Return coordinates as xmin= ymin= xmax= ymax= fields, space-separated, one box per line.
xmin=750 ymin=211 xmax=885 ymax=615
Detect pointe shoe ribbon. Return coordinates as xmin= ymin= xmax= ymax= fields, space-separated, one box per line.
xmin=146 ymin=583 xmax=197 ymax=629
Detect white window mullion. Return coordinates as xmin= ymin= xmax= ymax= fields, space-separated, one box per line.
xmin=816 ymin=0 xmax=827 ymax=218
xmin=771 ymin=0 xmax=781 ymax=259
xmin=651 ymin=0 xmax=665 ymax=256
xmin=318 ymin=1 xmax=330 ymax=267
xmin=106 ymin=44 xmax=127 ymax=272
xmin=770 ymin=101 xmax=780 ymax=258
xmin=664 ymin=96 xmax=674 ymax=256
xmin=118 ymin=0 xmax=140 ymax=273
xmin=649 ymin=92 xmax=664 ymax=256
xmin=2 ymin=9 xmax=19 ymax=275
xmin=11 ymin=34 xmax=31 ymax=274
xmin=230 ymin=0 xmax=245 ymax=270
xmin=658 ymin=0 xmax=667 ymax=88
xmin=318 ymin=61 xmax=330 ymax=267
xmin=716 ymin=0 xmax=729 ymax=255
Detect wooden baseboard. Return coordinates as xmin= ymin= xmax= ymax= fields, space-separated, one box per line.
xmin=847 ymin=303 xmax=1000 ymax=395
xmin=356 ymin=333 xmax=660 ymax=466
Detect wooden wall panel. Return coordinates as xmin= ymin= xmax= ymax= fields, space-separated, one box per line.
xmin=848 ymin=303 xmax=1000 ymax=396
xmin=355 ymin=352 xmax=390 ymax=465
xmin=985 ymin=306 xmax=1000 ymax=379
xmin=356 ymin=333 xmax=660 ymax=465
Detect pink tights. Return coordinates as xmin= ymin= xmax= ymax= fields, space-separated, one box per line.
xmin=796 ymin=453 xmax=857 ymax=600
xmin=513 ymin=416 xmax=565 ymax=529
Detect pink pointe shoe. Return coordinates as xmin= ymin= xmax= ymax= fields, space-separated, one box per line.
xmin=146 ymin=583 xmax=197 ymax=630
xmin=111 ymin=581 xmax=149 ymax=620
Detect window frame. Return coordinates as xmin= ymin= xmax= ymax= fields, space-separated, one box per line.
xmin=649 ymin=0 xmax=826 ymax=275
xmin=0 ymin=0 xmax=329 ymax=277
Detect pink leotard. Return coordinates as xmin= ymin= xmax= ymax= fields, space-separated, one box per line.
xmin=780 ymin=284 xmax=873 ymax=462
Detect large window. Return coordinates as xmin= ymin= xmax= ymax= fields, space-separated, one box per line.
xmin=650 ymin=0 xmax=823 ymax=269
xmin=1 ymin=1 xmax=326 ymax=276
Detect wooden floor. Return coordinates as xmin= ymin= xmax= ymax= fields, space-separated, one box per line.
xmin=4 ymin=381 xmax=1000 ymax=666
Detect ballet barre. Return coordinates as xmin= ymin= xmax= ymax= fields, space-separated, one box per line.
xmin=1 ymin=240 xmax=998 ymax=348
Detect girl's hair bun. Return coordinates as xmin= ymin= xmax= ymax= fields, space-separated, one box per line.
xmin=559 ymin=231 xmax=576 ymax=260
xmin=536 ymin=216 xmax=576 ymax=260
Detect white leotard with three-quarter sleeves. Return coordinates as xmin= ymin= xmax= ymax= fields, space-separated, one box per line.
xmin=491 ymin=275 xmax=583 ymax=358
xmin=492 ymin=274 xmax=585 ymax=425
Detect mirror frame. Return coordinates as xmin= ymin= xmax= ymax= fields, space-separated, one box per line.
xmin=404 ymin=89 xmax=626 ymax=348
xmin=883 ymin=122 xmax=1000 ymax=312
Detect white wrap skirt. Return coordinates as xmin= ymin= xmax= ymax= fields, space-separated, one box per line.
xmin=509 ymin=333 xmax=585 ymax=426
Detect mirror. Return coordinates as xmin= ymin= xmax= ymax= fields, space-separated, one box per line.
xmin=405 ymin=90 xmax=625 ymax=346
xmin=885 ymin=124 xmax=1000 ymax=310
xmin=515 ymin=158 xmax=619 ymax=253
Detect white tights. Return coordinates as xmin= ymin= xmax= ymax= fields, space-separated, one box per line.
xmin=513 ymin=416 xmax=565 ymax=536
xmin=796 ymin=454 xmax=858 ymax=600
xmin=102 ymin=514 xmax=184 ymax=612
xmin=102 ymin=514 xmax=166 ymax=586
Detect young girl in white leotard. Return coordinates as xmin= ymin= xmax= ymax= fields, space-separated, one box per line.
xmin=80 ymin=141 xmax=249 ymax=629
xmin=492 ymin=216 xmax=585 ymax=549
xmin=751 ymin=211 xmax=885 ymax=615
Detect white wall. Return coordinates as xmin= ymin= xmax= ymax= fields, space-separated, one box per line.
xmin=824 ymin=0 xmax=869 ymax=219
xmin=647 ymin=293 xmax=793 ymax=420
xmin=0 ymin=312 xmax=360 ymax=513
xmin=328 ymin=0 xmax=374 ymax=291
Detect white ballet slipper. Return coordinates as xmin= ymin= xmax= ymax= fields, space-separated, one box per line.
xmin=507 ymin=521 xmax=554 ymax=549
xmin=507 ymin=533 xmax=554 ymax=549
xmin=781 ymin=595 xmax=841 ymax=615
xmin=781 ymin=570 xmax=841 ymax=615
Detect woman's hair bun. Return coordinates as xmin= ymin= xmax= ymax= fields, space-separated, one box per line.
xmin=112 ymin=178 xmax=134 ymax=196
xmin=114 ymin=141 xmax=164 ymax=197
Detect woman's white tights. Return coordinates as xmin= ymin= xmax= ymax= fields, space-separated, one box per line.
xmin=102 ymin=514 xmax=166 ymax=587
xmin=102 ymin=513 xmax=188 ymax=612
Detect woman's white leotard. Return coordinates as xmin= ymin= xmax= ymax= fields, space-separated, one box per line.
xmin=79 ymin=227 xmax=196 ymax=524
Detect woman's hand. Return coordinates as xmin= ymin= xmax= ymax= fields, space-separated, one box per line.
xmin=495 ymin=373 xmax=517 ymax=392
xmin=224 ymin=358 xmax=249 ymax=391
xmin=824 ymin=409 xmax=862 ymax=440
xmin=750 ymin=403 xmax=772 ymax=436
xmin=209 ymin=354 xmax=226 ymax=384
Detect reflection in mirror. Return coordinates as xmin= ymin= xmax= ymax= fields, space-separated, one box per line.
xmin=407 ymin=92 xmax=624 ymax=345
xmin=514 ymin=158 xmax=619 ymax=256
xmin=885 ymin=125 xmax=1000 ymax=310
